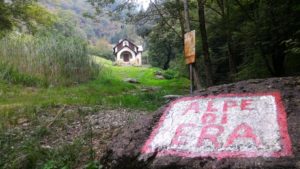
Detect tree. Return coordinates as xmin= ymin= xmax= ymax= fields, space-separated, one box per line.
xmin=181 ymin=0 xmax=202 ymax=89
xmin=0 ymin=1 xmax=13 ymax=34
xmin=227 ymin=0 xmax=300 ymax=78
xmin=197 ymin=0 xmax=214 ymax=86
xmin=131 ymin=0 xmax=185 ymax=69
xmin=253 ymin=0 xmax=300 ymax=76
xmin=206 ymin=0 xmax=237 ymax=75
xmin=147 ymin=24 xmax=182 ymax=70
xmin=0 ymin=1 xmax=56 ymax=35
xmin=88 ymin=0 xmax=300 ymax=84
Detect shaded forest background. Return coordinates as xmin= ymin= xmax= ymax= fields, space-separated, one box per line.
xmin=0 ymin=0 xmax=300 ymax=87
xmin=127 ymin=0 xmax=300 ymax=87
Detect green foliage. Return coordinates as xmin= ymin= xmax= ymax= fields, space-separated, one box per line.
xmin=205 ymin=0 xmax=300 ymax=83
xmin=147 ymin=27 xmax=182 ymax=70
xmin=0 ymin=1 xmax=56 ymax=35
xmin=0 ymin=132 xmax=85 ymax=169
xmin=0 ymin=57 xmax=189 ymax=168
xmin=0 ymin=3 xmax=13 ymax=34
xmin=132 ymin=0 xmax=300 ymax=85
xmin=42 ymin=161 xmax=57 ymax=169
xmin=88 ymin=46 xmax=114 ymax=60
xmin=0 ymin=32 xmax=99 ymax=86
xmin=168 ymin=56 xmax=189 ymax=78
xmin=46 ymin=140 xmax=84 ymax=168
xmin=235 ymin=53 xmax=271 ymax=81
xmin=130 ymin=1 xmax=186 ymax=73
xmin=53 ymin=10 xmax=88 ymax=40
xmin=136 ymin=25 xmax=152 ymax=39
xmin=88 ymin=38 xmax=114 ymax=60
xmin=23 ymin=4 xmax=58 ymax=33
xmin=163 ymin=69 xmax=179 ymax=80
xmin=41 ymin=0 xmax=141 ymax=44
xmin=0 ymin=57 xmax=189 ymax=116
xmin=283 ymin=33 xmax=300 ymax=75
xmin=0 ymin=63 xmax=42 ymax=87
xmin=84 ymin=161 xmax=103 ymax=169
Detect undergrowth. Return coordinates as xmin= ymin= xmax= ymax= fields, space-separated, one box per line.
xmin=0 ymin=32 xmax=99 ymax=86
xmin=0 ymin=106 xmax=102 ymax=169
xmin=0 ymin=56 xmax=189 ymax=168
xmin=0 ymin=63 xmax=43 ymax=87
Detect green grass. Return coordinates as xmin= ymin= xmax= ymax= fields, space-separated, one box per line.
xmin=0 ymin=32 xmax=99 ymax=86
xmin=0 ymin=56 xmax=189 ymax=168
xmin=0 ymin=56 xmax=189 ymax=127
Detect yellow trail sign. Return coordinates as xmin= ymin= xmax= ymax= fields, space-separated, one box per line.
xmin=184 ymin=30 xmax=196 ymax=64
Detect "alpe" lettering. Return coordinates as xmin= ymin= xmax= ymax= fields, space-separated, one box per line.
xmin=171 ymin=99 xmax=260 ymax=149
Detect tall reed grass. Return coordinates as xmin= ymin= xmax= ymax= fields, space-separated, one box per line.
xmin=0 ymin=32 xmax=99 ymax=86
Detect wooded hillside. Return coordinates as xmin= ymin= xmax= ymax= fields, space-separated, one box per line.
xmin=93 ymin=0 xmax=300 ymax=87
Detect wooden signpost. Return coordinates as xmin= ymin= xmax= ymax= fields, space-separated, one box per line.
xmin=182 ymin=0 xmax=196 ymax=95
xmin=184 ymin=30 xmax=196 ymax=94
xmin=184 ymin=30 xmax=196 ymax=65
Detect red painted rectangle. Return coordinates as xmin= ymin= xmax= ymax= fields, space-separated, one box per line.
xmin=141 ymin=92 xmax=292 ymax=159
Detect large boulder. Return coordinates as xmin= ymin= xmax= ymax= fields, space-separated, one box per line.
xmin=100 ymin=77 xmax=300 ymax=169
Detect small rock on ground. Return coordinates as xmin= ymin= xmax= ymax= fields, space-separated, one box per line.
xmin=124 ymin=78 xmax=140 ymax=84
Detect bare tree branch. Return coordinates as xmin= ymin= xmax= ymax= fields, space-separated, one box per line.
xmin=150 ymin=0 xmax=182 ymax=39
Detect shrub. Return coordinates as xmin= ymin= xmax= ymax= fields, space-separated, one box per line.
xmin=87 ymin=38 xmax=114 ymax=61
xmin=235 ymin=53 xmax=270 ymax=81
xmin=0 ymin=63 xmax=42 ymax=86
xmin=168 ymin=56 xmax=189 ymax=78
xmin=88 ymin=45 xmax=114 ymax=61
xmin=0 ymin=32 xmax=99 ymax=86
xmin=163 ymin=69 xmax=179 ymax=79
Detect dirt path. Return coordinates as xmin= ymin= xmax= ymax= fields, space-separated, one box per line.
xmin=50 ymin=106 xmax=147 ymax=161
xmin=2 ymin=105 xmax=148 ymax=168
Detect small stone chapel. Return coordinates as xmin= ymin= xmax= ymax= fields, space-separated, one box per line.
xmin=113 ymin=39 xmax=143 ymax=66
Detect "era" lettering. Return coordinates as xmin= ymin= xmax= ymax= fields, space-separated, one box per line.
xmin=171 ymin=123 xmax=260 ymax=149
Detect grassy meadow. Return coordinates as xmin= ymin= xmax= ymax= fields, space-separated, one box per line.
xmin=0 ymin=55 xmax=190 ymax=132
xmin=0 ymin=55 xmax=189 ymax=168
xmin=0 ymin=56 xmax=189 ymax=113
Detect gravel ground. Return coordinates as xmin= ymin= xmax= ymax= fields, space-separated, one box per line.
xmin=46 ymin=107 xmax=147 ymax=157
xmin=8 ymin=105 xmax=148 ymax=167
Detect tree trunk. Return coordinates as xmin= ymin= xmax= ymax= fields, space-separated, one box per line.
xmin=227 ymin=33 xmax=237 ymax=74
xmin=176 ymin=0 xmax=185 ymax=41
xmin=163 ymin=46 xmax=172 ymax=70
xmin=192 ymin=66 xmax=202 ymax=89
xmin=272 ymin=43 xmax=286 ymax=76
xmin=197 ymin=0 xmax=214 ymax=86
xmin=224 ymin=0 xmax=237 ymax=75
xmin=217 ymin=0 xmax=237 ymax=76
xmin=182 ymin=0 xmax=191 ymax=32
xmin=182 ymin=0 xmax=202 ymax=90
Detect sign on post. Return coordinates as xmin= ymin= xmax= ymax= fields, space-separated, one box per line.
xmin=142 ymin=92 xmax=292 ymax=159
xmin=184 ymin=30 xmax=196 ymax=64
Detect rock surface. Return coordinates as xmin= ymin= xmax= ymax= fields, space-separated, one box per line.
xmin=124 ymin=78 xmax=140 ymax=84
xmin=163 ymin=94 xmax=182 ymax=100
xmin=155 ymin=75 xmax=165 ymax=79
xmin=141 ymin=86 xmax=161 ymax=92
xmin=100 ymin=77 xmax=300 ymax=169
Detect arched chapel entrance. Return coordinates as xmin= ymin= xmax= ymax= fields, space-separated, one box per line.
xmin=121 ymin=51 xmax=132 ymax=62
